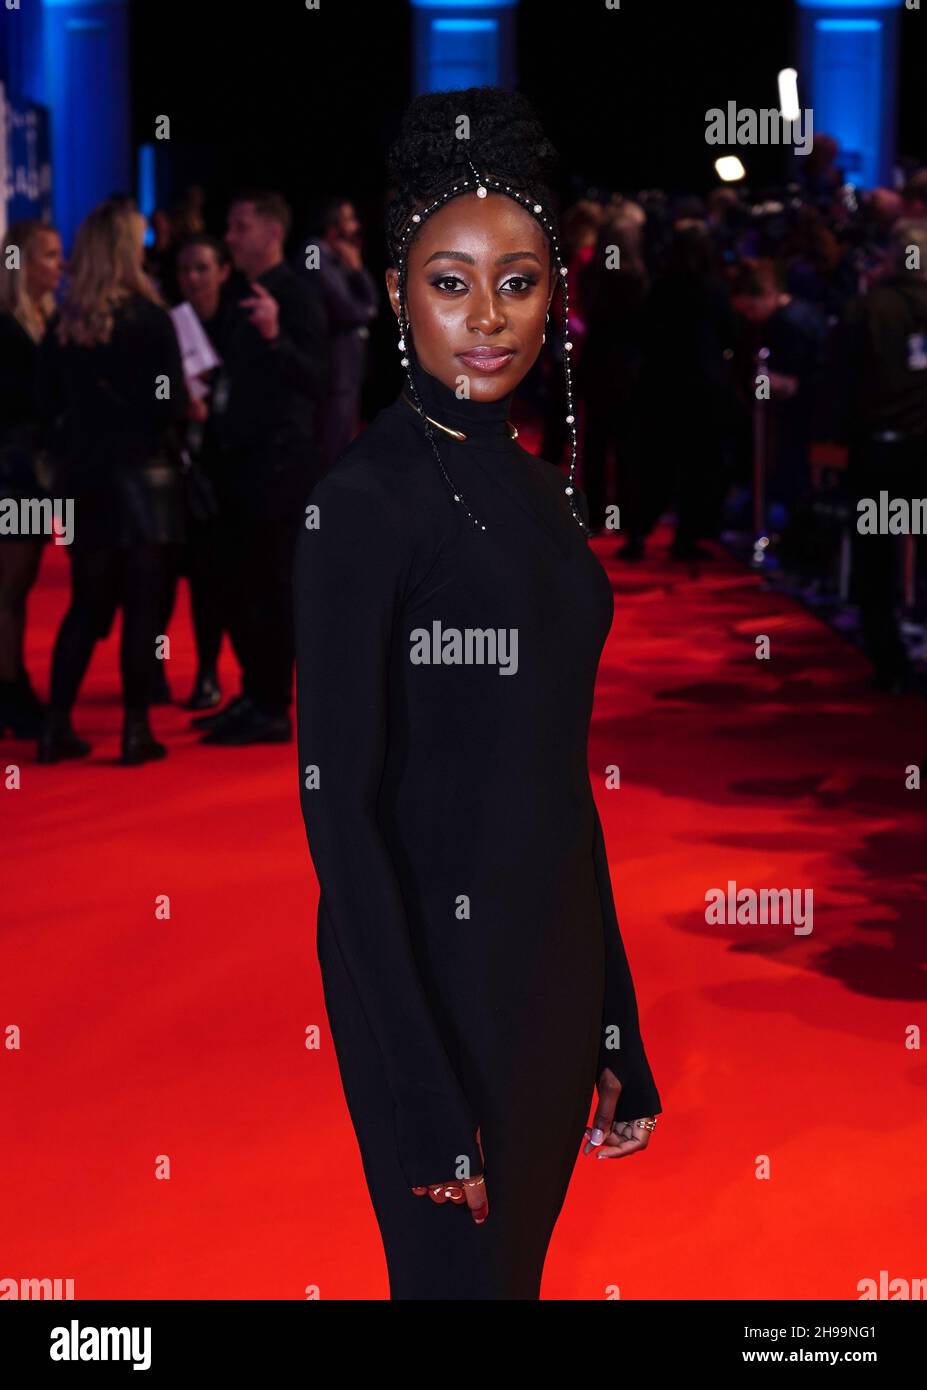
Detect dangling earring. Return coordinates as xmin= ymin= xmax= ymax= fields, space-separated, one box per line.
xmin=542 ymin=309 xmax=549 ymax=345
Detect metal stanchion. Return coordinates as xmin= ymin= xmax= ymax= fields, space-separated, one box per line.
xmin=839 ymin=525 xmax=852 ymax=602
xmin=903 ymin=533 xmax=917 ymax=608
xmin=751 ymin=346 xmax=770 ymax=568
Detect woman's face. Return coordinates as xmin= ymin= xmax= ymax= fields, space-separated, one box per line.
xmin=387 ymin=191 xmax=555 ymax=402
xmin=26 ymin=229 xmax=63 ymax=297
xmin=176 ymin=244 xmax=228 ymax=317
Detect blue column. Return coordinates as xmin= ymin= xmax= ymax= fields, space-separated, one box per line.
xmin=796 ymin=0 xmax=905 ymax=188
xmin=41 ymin=0 xmax=131 ymax=251
xmin=409 ymin=0 xmax=519 ymax=95
xmin=0 ymin=0 xmax=46 ymax=102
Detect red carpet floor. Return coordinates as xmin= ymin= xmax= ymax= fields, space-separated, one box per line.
xmin=3 ymin=529 xmax=925 ymax=1300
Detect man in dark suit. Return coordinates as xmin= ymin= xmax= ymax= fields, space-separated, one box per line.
xmin=198 ymin=189 xmax=328 ymax=745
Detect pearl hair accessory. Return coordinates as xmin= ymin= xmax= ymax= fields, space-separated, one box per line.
xmin=392 ymin=151 xmax=588 ymax=536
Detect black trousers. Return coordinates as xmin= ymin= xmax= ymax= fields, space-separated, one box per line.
xmin=582 ymin=385 xmax=641 ymax=535
xmin=849 ymin=435 xmax=926 ymax=679
xmin=163 ymin=512 xmax=228 ymax=680
xmin=622 ymin=409 xmax=729 ymax=545
xmin=217 ymin=510 xmax=300 ymax=715
xmin=50 ymin=542 xmax=179 ymax=713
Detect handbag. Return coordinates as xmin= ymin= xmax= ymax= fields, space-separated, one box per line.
xmin=92 ymin=370 xmax=220 ymax=524
xmin=177 ymin=441 xmax=220 ymax=523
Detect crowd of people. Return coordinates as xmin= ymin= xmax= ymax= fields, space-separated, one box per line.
xmin=0 ymin=188 xmax=375 ymax=762
xmin=537 ymin=147 xmax=927 ymax=693
xmin=0 ymin=133 xmax=925 ymax=766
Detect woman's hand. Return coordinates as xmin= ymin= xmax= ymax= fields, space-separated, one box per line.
xmin=411 ymin=1127 xmax=489 ymax=1223
xmin=582 ymin=1067 xmax=657 ymax=1159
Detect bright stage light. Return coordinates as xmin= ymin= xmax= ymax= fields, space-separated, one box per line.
xmin=715 ymin=156 xmax=746 ymax=183
xmin=778 ymin=68 xmax=801 ymax=122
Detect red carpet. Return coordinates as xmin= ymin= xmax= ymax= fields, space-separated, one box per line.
xmin=3 ymin=530 xmax=925 ymax=1300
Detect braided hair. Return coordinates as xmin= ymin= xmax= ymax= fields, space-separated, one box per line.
xmin=385 ymin=86 xmax=587 ymax=535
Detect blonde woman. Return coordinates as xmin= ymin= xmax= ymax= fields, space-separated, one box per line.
xmin=37 ymin=199 xmax=193 ymax=765
xmin=0 ymin=219 xmax=63 ymax=738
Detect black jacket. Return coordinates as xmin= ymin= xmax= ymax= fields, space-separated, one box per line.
xmin=36 ymin=293 xmax=190 ymax=547
xmin=0 ymin=311 xmax=44 ymax=502
xmin=211 ymin=262 xmax=328 ymax=518
xmin=836 ymin=275 xmax=927 ymax=441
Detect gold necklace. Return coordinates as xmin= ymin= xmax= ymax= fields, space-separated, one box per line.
xmin=401 ymin=391 xmax=518 ymax=441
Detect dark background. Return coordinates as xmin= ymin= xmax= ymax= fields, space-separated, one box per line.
xmin=128 ymin=0 xmax=927 ymax=409
xmin=130 ymin=0 xmax=926 ymax=230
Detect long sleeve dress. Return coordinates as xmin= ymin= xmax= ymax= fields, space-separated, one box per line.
xmin=293 ymin=359 xmax=661 ymax=1300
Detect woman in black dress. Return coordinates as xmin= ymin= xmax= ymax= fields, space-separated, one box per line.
xmin=36 ymin=199 xmax=192 ymax=765
xmin=293 ymin=87 xmax=662 ymax=1300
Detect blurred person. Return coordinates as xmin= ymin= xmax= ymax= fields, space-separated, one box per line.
xmin=705 ymin=186 xmax=744 ymax=265
xmin=0 ymin=220 xmax=63 ymax=738
xmin=538 ymin=197 xmax=603 ymax=465
xmin=870 ymin=188 xmax=903 ymax=230
xmin=36 ymin=200 xmax=193 ymax=764
xmin=197 ymin=189 xmax=327 ymax=745
xmin=835 ymin=219 xmax=927 ymax=690
xmin=171 ymin=186 xmax=207 ymax=241
xmin=902 ymin=170 xmax=927 ymax=221
xmin=847 ymin=189 xmax=904 ymax=291
xmin=171 ymin=233 xmax=234 ymax=709
xmin=294 ymin=195 xmax=378 ymax=471
xmin=730 ymin=257 xmax=829 ymax=528
xmin=783 ymin=207 xmax=857 ymax=320
xmin=798 ymin=133 xmax=843 ymax=213
xmin=576 ymin=211 xmax=648 ymax=535
xmin=633 ymin=222 xmax=737 ymax=560
xmin=143 ymin=208 xmax=181 ymax=307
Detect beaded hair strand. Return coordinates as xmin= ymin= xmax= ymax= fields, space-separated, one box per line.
xmin=391 ymin=153 xmax=589 ymax=537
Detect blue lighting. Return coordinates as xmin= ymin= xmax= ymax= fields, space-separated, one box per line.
xmin=796 ymin=0 xmax=905 ymax=188
xmin=817 ymin=18 xmax=881 ymax=29
xmin=434 ymin=18 xmax=496 ymax=29
xmin=429 ymin=16 xmax=499 ymax=89
xmin=410 ymin=0 xmax=516 ymax=7
xmin=412 ymin=0 xmax=515 ymax=94
xmin=137 ymin=143 xmax=157 ymax=245
xmin=41 ymin=0 xmax=132 ymax=250
xmin=796 ymin=0 xmax=901 ymax=8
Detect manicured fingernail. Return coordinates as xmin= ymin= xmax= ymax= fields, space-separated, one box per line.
xmin=589 ymin=1127 xmax=605 ymax=1146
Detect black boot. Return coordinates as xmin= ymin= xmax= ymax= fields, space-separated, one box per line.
xmin=121 ymin=706 xmax=167 ymax=765
xmin=183 ymin=670 xmax=222 ymax=711
xmin=0 ymin=670 xmax=46 ymax=739
xmin=37 ymin=709 xmax=92 ymax=763
xmin=192 ymin=692 xmax=252 ymax=732
xmin=0 ymin=679 xmax=22 ymax=737
xmin=202 ymin=703 xmax=291 ymax=745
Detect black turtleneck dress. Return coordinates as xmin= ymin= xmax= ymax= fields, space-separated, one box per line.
xmin=293 ymin=360 xmax=661 ymax=1300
